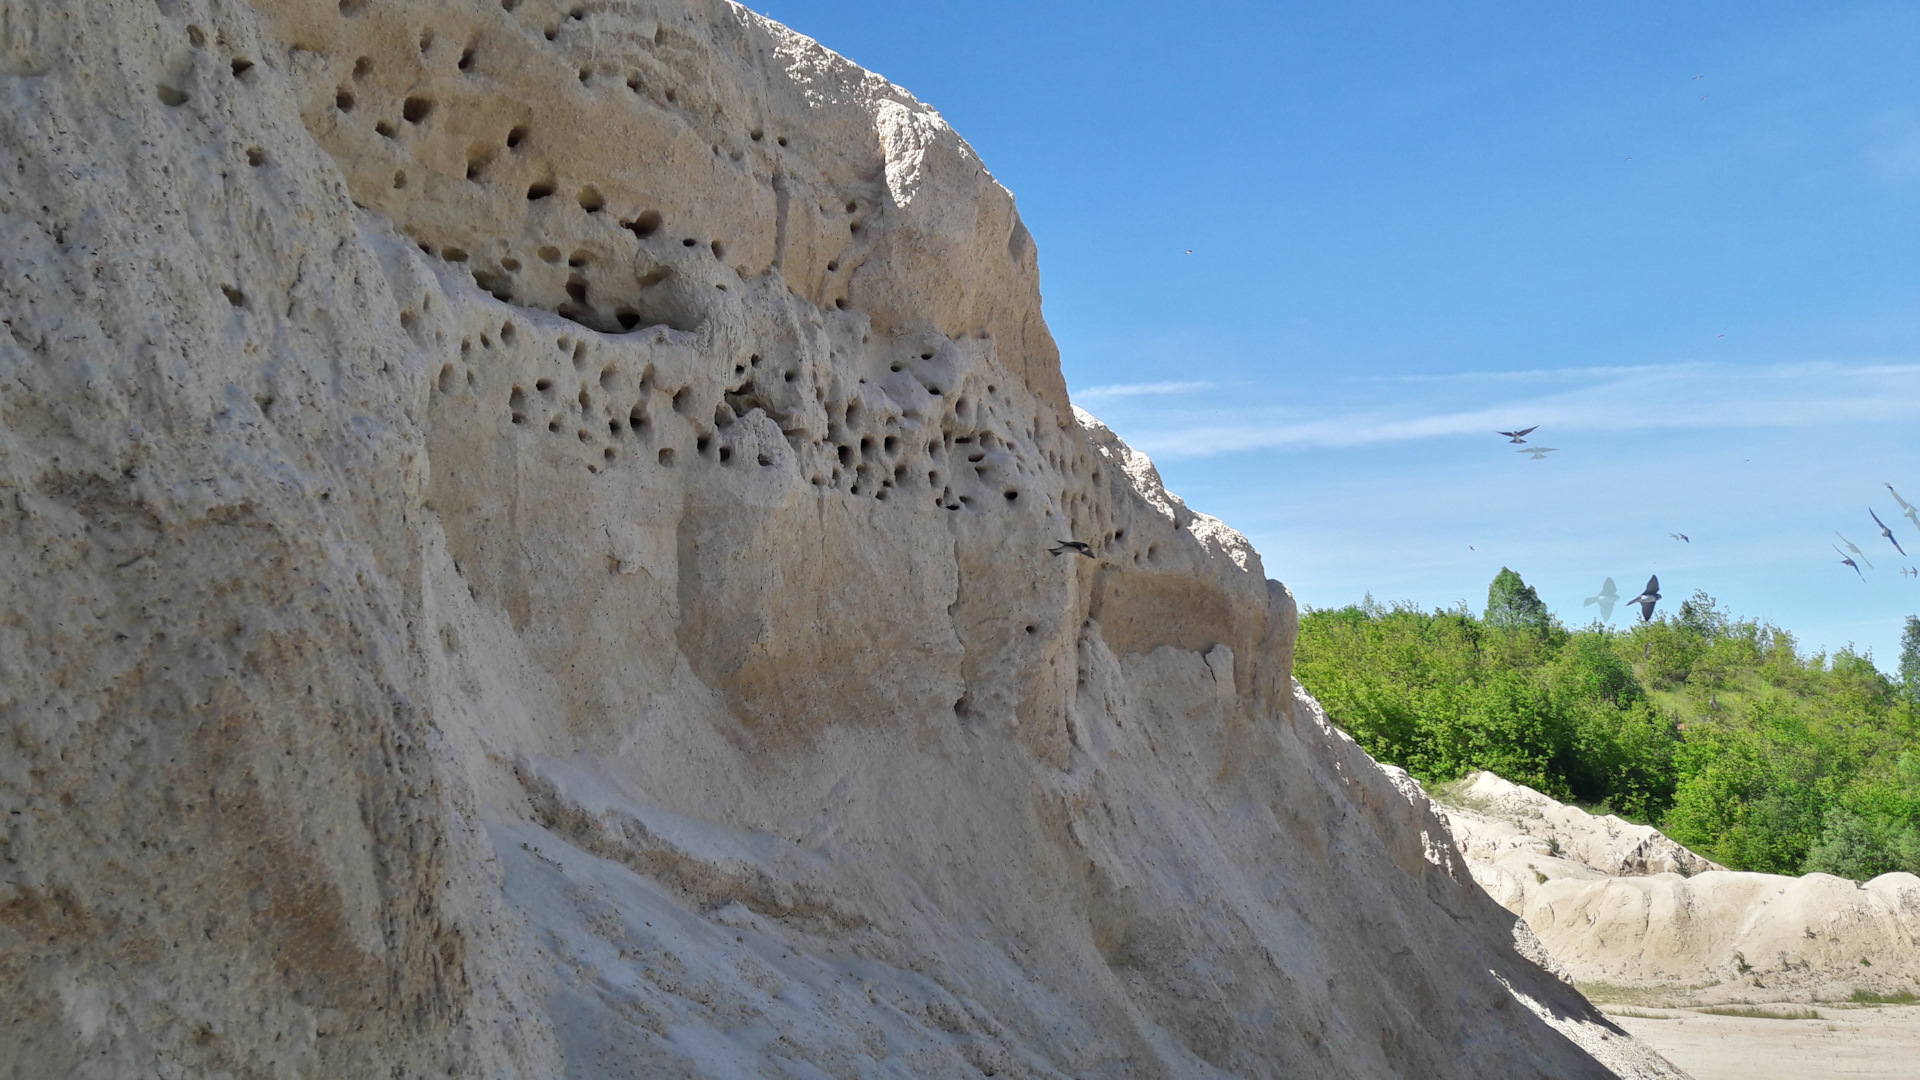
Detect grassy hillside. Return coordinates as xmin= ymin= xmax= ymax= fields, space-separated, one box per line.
xmin=1295 ymin=578 xmax=1920 ymax=879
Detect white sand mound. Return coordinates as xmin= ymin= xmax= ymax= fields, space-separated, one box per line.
xmin=1441 ymin=773 xmax=1920 ymax=1004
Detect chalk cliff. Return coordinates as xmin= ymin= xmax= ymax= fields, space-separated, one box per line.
xmin=1 ymin=1 xmax=1683 ymax=1076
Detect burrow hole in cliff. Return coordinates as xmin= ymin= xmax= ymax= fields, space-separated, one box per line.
xmin=624 ymin=210 xmax=663 ymax=239
xmin=509 ymin=387 xmax=527 ymax=424
xmin=403 ymin=96 xmax=434 ymax=123
xmin=658 ymin=448 xmax=674 ymax=466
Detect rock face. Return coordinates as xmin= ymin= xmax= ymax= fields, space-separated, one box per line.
xmin=1 ymin=2 xmax=1683 ymax=1077
xmin=1441 ymin=773 xmax=1920 ymax=1004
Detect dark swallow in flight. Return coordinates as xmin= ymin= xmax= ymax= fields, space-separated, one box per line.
xmin=1835 ymin=532 xmax=1874 ymax=570
xmin=1871 ymin=509 xmax=1908 ymax=557
xmin=1835 ymin=545 xmax=1864 ymax=581
xmin=1050 ymin=540 xmax=1095 ymax=559
xmin=1498 ymin=426 xmax=1538 ymax=444
xmin=1625 ymin=575 xmax=1661 ymax=622
xmin=1669 ymin=533 xmax=1690 ymax=544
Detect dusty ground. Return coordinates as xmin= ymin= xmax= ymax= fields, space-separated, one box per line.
xmin=1604 ymin=1004 xmax=1920 ymax=1080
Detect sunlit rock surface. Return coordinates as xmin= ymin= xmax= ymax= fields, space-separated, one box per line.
xmin=1 ymin=2 xmax=1685 ymax=1076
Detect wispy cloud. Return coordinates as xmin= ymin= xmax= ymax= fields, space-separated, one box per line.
xmin=1080 ymin=361 xmax=1920 ymax=458
xmin=1074 ymin=380 xmax=1214 ymax=399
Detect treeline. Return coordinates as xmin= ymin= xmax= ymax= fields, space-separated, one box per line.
xmin=1294 ymin=570 xmax=1920 ymax=880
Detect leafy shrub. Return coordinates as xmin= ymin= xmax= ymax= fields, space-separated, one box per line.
xmin=1296 ymin=573 xmax=1920 ymax=876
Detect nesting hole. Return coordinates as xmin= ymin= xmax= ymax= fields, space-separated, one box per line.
xmin=578 ymin=188 xmax=604 ymax=212
xmin=506 ymin=126 xmax=527 ymax=148
xmin=625 ymin=210 xmax=662 ymax=238
xmin=527 ymin=180 xmax=555 ymax=200
xmin=403 ymin=96 xmax=434 ymax=123
xmin=334 ymin=88 xmax=354 ymax=111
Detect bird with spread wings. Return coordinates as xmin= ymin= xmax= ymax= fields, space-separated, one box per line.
xmin=1835 ymin=532 xmax=1874 ymax=570
xmin=1870 ymin=509 xmax=1908 ymax=557
xmin=1625 ymin=575 xmax=1662 ymax=622
xmin=1583 ymin=578 xmax=1620 ymax=622
xmin=1887 ymin=484 xmax=1920 ymax=534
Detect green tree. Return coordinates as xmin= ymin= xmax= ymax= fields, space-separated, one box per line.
xmin=1296 ymin=590 xmax=1920 ymax=875
xmin=1485 ymin=567 xmax=1552 ymax=633
xmin=1900 ymin=615 xmax=1920 ymax=701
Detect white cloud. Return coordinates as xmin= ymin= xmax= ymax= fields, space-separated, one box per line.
xmin=1082 ymin=360 xmax=1920 ymax=458
xmin=1074 ymin=380 xmax=1214 ymax=399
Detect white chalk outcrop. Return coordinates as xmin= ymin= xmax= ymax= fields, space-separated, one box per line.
xmin=1441 ymin=773 xmax=1920 ymax=1003
xmin=2 ymin=1 xmax=1683 ymax=1076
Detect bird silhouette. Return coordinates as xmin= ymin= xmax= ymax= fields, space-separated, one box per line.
xmin=1888 ymin=485 xmax=1920 ymax=533
xmin=1835 ymin=545 xmax=1865 ymax=581
xmin=1870 ymin=509 xmax=1908 ymax=557
xmin=1835 ymin=532 xmax=1874 ymax=570
xmin=1050 ymin=540 xmax=1094 ymax=559
xmin=1584 ymin=577 xmax=1620 ymax=622
xmin=1625 ymin=575 xmax=1661 ymax=622
xmin=1517 ymin=446 xmax=1558 ymax=460
xmin=1903 ymin=566 xmax=1918 ymax=579
xmin=1669 ymin=532 xmax=1690 ymax=543
xmin=1497 ymin=426 xmax=1538 ymax=444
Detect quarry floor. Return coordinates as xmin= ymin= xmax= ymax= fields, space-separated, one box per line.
xmin=1603 ymin=1004 xmax=1920 ymax=1080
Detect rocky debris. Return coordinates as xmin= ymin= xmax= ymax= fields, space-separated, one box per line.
xmin=1439 ymin=773 xmax=1920 ymax=1005
xmin=1 ymin=1 xmax=1683 ymax=1076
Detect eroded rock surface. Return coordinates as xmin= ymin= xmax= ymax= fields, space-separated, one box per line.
xmin=2 ymin=1 xmax=1683 ymax=1076
xmin=1440 ymin=773 xmax=1920 ymax=1005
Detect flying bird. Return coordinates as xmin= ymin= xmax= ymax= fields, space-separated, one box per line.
xmin=1517 ymin=446 xmax=1559 ymax=460
xmin=1835 ymin=545 xmax=1865 ymax=581
xmin=1903 ymin=566 xmax=1918 ymax=579
xmin=1870 ymin=509 xmax=1908 ymax=557
xmin=1625 ymin=575 xmax=1661 ymax=622
xmin=1583 ymin=577 xmax=1619 ymax=622
xmin=1669 ymin=532 xmax=1690 ymax=543
xmin=1888 ymin=484 xmax=1920 ymax=533
xmin=1497 ymin=426 xmax=1538 ymax=444
xmin=1050 ymin=540 xmax=1094 ymax=559
xmin=1834 ymin=532 xmax=1874 ymax=570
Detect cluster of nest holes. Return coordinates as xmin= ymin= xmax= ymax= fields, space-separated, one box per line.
xmin=156 ymin=27 xmax=259 ymax=108
xmin=321 ymin=13 xmax=882 ymax=337
xmin=440 ymin=319 xmax=1048 ymax=512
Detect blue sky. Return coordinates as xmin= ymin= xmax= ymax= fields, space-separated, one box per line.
xmin=759 ymin=1 xmax=1920 ymax=666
